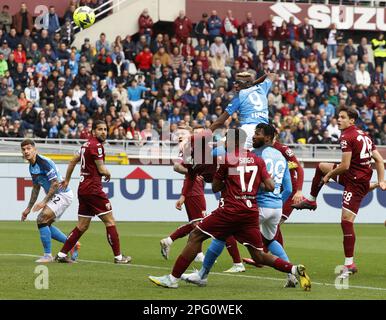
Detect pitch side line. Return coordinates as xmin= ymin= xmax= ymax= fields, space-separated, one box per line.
xmin=1 ymin=253 xmax=386 ymax=292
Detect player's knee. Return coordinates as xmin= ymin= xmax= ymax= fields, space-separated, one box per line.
xmin=189 ymin=228 xmax=204 ymax=243
xmin=37 ymin=213 xmax=53 ymax=225
xmin=77 ymin=223 xmax=89 ymax=233
xmin=251 ymin=249 xmax=264 ymax=264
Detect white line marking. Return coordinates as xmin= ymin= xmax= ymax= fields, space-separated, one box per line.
xmin=1 ymin=253 xmax=386 ymax=292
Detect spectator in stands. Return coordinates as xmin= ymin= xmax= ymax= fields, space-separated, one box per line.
xmin=173 ymin=10 xmax=192 ymax=45
xmin=355 ymin=62 xmax=371 ymax=88
xmin=371 ymin=32 xmax=386 ymax=69
xmin=300 ymin=17 xmax=315 ymax=48
xmin=207 ymin=10 xmax=222 ymax=44
xmin=138 ymin=8 xmax=154 ymax=46
xmin=222 ymin=10 xmax=239 ymax=58
xmin=0 ymin=39 xmax=10 ymax=59
xmin=13 ymin=3 xmax=33 ymax=35
xmin=357 ymin=36 xmax=369 ymax=62
xmin=194 ymin=13 xmax=209 ymax=43
xmin=287 ymin=16 xmax=300 ymax=44
xmin=96 ymin=33 xmax=111 ymax=53
xmin=324 ymin=23 xmax=343 ymax=60
xmin=344 ymin=38 xmax=356 ymax=60
xmin=240 ymin=12 xmax=258 ymax=55
xmin=0 ymin=5 xmax=12 ymax=33
xmin=260 ymin=15 xmax=277 ymax=47
xmin=44 ymin=6 xmax=60 ymax=38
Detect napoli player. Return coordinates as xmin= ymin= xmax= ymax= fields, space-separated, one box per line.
xmin=293 ymin=108 xmax=386 ymax=278
xmin=210 ymin=72 xmax=275 ymax=149
xmin=55 ymin=120 xmax=131 ymax=264
xmin=20 ymin=140 xmax=78 ymax=263
xmin=148 ymin=129 xmax=311 ymax=290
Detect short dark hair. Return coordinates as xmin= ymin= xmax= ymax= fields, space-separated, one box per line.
xmin=255 ymin=123 xmax=276 ymax=140
xmin=339 ymin=107 xmax=358 ymax=121
xmin=21 ymin=139 xmax=35 ymax=148
xmin=92 ymin=120 xmax=106 ymax=130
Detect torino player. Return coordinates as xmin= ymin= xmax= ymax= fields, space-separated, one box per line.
xmin=293 ymin=108 xmax=386 ymax=278
xmin=55 ymin=120 xmax=131 ymax=264
xmin=159 ymin=126 xmax=206 ymax=262
xmin=148 ymin=129 xmax=311 ymax=290
xmin=210 ymin=72 xmax=275 ymax=149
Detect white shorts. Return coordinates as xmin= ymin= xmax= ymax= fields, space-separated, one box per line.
xmin=259 ymin=207 xmax=282 ymax=241
xmin=46 ymin=190 xmax=73 ymax=220
xmin=241 ymin=123 xmax=258 ymax=150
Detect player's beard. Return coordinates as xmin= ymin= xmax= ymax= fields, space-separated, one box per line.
xmin=96 ymin=135 xmax=106 ymax=143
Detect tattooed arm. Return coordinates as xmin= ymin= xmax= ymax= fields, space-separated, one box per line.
xmin=21 ymin=184 xmax=41 ymax=221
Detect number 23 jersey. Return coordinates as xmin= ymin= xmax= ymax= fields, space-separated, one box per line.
xmin=340 ymin=125 xmax=376 ymax=183
xmin=214 ymin=149 xmax=271 ymax=214
xmin=78 ymin=136 xmax=105 ymax=196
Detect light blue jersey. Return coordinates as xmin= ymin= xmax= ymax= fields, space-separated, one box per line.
xmin=225 ymin=78 xmax=272 ymax=125
xmin=254 ymin=146 xmax=292 ymax=209
xmin=29 ymin=155 xmax=70 ymax=194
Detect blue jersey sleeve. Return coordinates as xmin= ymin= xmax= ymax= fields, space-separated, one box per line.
xmin=41 ymin=158 xmax=58 ymax=181
xmin=225 ymin=96 xmax=240 ymax=115
xmin=258 ymin=78 xmax=273 ymax=96
xmin=281 ymin=164 xmax=292 ymax=204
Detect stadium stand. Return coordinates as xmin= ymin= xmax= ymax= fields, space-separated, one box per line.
xmin=0 ymin=0 xmax=385 ymax=148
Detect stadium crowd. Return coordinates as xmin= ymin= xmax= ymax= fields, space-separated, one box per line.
xmin=0 ymin=2 xmax=386 ymax=145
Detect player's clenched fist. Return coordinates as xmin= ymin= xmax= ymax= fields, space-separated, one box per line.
xmin=175 ymin=195 xmax=185 ymax=211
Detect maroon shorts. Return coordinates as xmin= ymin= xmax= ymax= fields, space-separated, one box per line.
xmin=78 ymin=191 xmax=112 ymax=218
xmin=282 ymin=190 xmax=296 ymax=220
xmin=197 ymin=208 xmax=263 ymax=250
xmin=337 ymin=173 xmax=369 ymax=215
xmin=185 ymin=195 xmax=206 ymax=222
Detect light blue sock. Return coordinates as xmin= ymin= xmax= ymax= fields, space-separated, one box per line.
xmin=38 ymin=226 xmax=52 ymax=255
xmin=198 ymin=239 xmax=225 ymax=279
xmin=49 ymin=225 xmax=68 ymax=243
xmin=268 ymin=240 xmax=289 ymax=262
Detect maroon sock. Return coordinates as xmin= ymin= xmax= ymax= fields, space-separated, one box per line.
xmin=170 ymin=223 xmax=194 ymax=241
xmin=275 ymin=226 xmax=284 ymax=247
xmin=273 ymin=258 xmax=293 ymax=273
xmin=341 ymin=220 xmax=355 ymax=258
xmin=60 ymin=227 xmax=83 ymax=254
xmin=310 ymin=165 xmax=325 ymax=198
xmin=106 ymin=225 xmax=121 ymax=257
xmin=226 ymin=236 xmax=241 ymax=263
xmin=171 ymin=255 xmax=193 ymax=278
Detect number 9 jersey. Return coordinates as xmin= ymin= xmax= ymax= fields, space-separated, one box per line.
xmin=78 ymin=136 xmax=105 ymax=196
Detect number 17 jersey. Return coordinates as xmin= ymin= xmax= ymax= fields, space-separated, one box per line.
xmin=78 ymin=136 xmax=105 ymax=196
xmin=214 ymin=149 xmax=271 ymax=214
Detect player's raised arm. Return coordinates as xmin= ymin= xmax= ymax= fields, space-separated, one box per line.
xmin=209 ymin=111 xmax=230 ymax=132
xmin=371 ymin=149 xmax=386 ymax=190
xmin=95 ymin=159 xmax=111 ymax=182
xmin=323 ymin=152 xmax=352 ymax=184
xmin=60 ymin=154 xmax=81 ymax=190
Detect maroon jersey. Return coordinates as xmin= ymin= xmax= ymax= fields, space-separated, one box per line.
xmin=273 ymin=141 xmax=304 ymax=191
xmin=78 ymin=137 xmax=105 ymax=195
xmin=181 ymin=175 xmax=204 ymax=197
xmin=340 ymin=125 xmax=376 ymax=183
xmin=214 ymin=149 xmax=270 ymax=214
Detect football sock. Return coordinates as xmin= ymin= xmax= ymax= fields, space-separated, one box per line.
xmin=345 ymin=257 xmax=354 ymax=265
xmin=170 ymin=223 xmax=194 ymax=241
xmin=106 ymin=225 xmax=121 ymax=257
xmin=310 ymin=165 xmax=324 ymax=198
xmin=172 ymin=255 xmax=192 ymax=279
xmin=225 ymin=236 xmax=241 ymax=264
xmin=268 ymin=240 xmax=289 ymax=262
xmin=275 ymin=227 xmax=284 ymax=247
xmin=341 ymin=220 xmax=355 ymax=259
xmin=199 ymin=239 xmax=225 ymax=279
xmin=49 ymin=225 xmax=67 ymax=243
xmin=60 ymin=227 xmax=83 ymax=255
xmin=38 ymin=224 xmax=52 ymax=255
xmin=273 ymin=258 xmax=293 ymax=273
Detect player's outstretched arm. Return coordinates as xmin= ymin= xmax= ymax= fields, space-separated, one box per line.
xmin=21 ymin=184 xmax=40 ymax=221
xmin=95 ymin=159 xmax=111 ymax=182
xmin=323 ymin=152 xmax=351 ymax=184
xmin=372 ymin=149 xmax=386 ymax=190
xmin=209 ymin=111 xmax=230 ymax=132
xmin=61 ymin=154 xmax=81 ymax=189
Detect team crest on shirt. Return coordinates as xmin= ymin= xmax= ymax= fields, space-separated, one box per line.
xmin=106 ymin=203 xmax=111 ymax=210
xmin=340 ymin=140 xmax=348 ymax=149
xmin=98 ymin=148 xmax=103 ymax=155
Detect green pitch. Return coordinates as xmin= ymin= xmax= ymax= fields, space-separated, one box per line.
xmin=0 ymin=221 xmax=385 ymax=300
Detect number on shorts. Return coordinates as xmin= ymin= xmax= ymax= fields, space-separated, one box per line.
xmin=357 ymin=135 xmax=373 ymax=160
xmin=343 ymin=191 xmax=352 ymax=203
xmin=237 ymin=166 xmax=258 ymax=192
xmin=52 ymin=196 xmax=61 ymax=204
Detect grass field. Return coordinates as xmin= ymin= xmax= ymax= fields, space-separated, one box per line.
xmin=0 ymin=221 xmax=385 ymax=300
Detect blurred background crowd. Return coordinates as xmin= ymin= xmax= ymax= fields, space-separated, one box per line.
xmin=0 ymin=1 xmax=385 ymax=145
